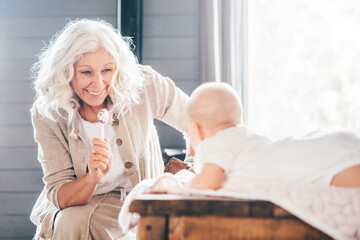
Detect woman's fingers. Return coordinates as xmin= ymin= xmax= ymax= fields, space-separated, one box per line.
xmin=89 ymin=153 xmax=110 ymax=166
xmin=89 ymin=160 xmax=107 ymax=172
xmin=88 ymin=153 xmax=111 ymax=181
xmin=103 ymin=153 xmax=113 ymax=175
xmin=91 ymin=146 xmax=112 ymax=160
xmin=92 ymin=137 xmax=110 ymax=151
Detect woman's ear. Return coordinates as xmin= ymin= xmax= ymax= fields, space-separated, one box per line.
xmin=193 ymin=122 xmax=205 ymax=141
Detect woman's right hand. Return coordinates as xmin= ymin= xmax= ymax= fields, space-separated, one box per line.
xmin=88 ymin=137 xmax=113 ymax=183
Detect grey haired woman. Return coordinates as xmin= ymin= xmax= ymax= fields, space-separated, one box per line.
xmin=30 ymin=19 xmax=189 ymax=239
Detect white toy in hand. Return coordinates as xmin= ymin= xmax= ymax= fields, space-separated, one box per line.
xmin=97 ymin=109 xmax=109 ymax=140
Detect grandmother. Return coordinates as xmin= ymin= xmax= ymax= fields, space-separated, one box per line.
xmin=30 ymin=19 xmax=189 ymax=239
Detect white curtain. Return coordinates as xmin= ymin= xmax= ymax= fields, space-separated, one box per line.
xmin=199 ymin=0 xmax=248 ymax=121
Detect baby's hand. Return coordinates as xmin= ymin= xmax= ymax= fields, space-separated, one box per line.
xmin=88 ymin=137 xmax=113 ymax=183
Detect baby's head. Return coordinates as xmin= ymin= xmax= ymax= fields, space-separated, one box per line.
xmin=186 ymin=82 xmax=243 ymax=149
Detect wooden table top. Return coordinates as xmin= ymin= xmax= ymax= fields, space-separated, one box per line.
xmin=129 ymin=194 xmax=293 ymax=218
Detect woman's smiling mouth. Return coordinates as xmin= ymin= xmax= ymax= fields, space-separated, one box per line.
xmin=86 ymin=88 xmax=105 ymax=96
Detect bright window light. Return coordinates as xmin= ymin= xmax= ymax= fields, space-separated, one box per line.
xmin=248 ymin=0 xmax=360 ymax=140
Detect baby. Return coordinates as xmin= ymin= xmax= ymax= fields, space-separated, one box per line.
xmin=185 ymin=82 xmax=360 ymax=190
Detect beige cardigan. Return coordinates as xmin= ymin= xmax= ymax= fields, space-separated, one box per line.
xmin=30 ymin=66 xmax=189 ymax=239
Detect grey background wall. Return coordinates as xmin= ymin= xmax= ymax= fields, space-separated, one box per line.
xmin=143 ymin=0 xmax=199 ymax=148
xmin=0 ymin=0 xmax=199 ymax=238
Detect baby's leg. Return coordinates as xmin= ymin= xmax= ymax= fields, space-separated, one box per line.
xmin=330 ymin=164 xmax=360 ymax=187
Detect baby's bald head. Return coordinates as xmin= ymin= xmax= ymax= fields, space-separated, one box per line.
xmin=187 ymin=82 xmax=243 ymax=133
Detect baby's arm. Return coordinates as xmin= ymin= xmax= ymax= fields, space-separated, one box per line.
xmin=185 ymin=163 xmax=224 ymax=190
xmin=331 ymin=164 xmax=360 ymax=187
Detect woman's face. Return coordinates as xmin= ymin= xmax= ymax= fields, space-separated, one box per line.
xmin=72 ymin=47 xmax=115 ymax=110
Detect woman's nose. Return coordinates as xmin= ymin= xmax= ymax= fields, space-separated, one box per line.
xmin=93 ymin=72 xmax=104 ymax=86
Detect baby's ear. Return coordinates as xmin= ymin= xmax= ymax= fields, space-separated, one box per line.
xmin=193 ymin=122 xmax=205 ymax=140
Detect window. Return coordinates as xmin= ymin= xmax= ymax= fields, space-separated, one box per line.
xmin=248 ymin=0 xmax=360 ymax=139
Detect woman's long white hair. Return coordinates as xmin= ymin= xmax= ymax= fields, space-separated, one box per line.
xmin=31 ymin=19 xmax=144 ymax=125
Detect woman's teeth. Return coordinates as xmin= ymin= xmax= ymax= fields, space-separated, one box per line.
xmin=87 ymin=89 xmax=103 ymax=95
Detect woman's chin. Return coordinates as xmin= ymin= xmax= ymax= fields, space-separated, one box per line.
xmin=81 ymin=97 xmax=107 ymax=109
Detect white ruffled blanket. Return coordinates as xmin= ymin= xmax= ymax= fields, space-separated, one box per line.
xmin=119 ymin=170 xmax=360 ymax=240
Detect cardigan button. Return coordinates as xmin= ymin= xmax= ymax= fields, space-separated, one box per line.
xmin=116 ymin=138 xmax=122 ymax=146
xmin=125 ymin=162 xmax=133 ymax=169
xmin=112 ymin=119 xmax=119 ymax=126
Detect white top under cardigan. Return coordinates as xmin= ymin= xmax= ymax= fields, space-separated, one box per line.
xmin=79 ymin=116 xmax=132 ymax=194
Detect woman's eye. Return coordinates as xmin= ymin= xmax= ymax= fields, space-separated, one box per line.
xmin=81 ymin=71 xmax=91 ymax=75
xmin=103 ymin=68 xmax=112 ymax=73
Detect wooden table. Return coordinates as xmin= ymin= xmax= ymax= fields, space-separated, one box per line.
xmin=129 ymin=194 xmax=332 ymax=240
